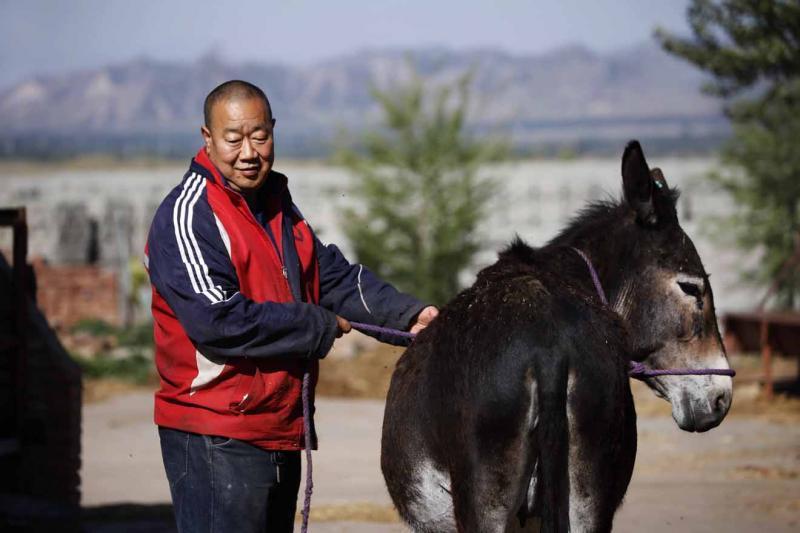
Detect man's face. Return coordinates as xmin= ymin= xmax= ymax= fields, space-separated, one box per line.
xmin=201 ymin=97 xmax=276 ymax=195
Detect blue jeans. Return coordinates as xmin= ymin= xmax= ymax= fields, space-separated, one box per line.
xmin=159 ymin=427 xmax=301 ymax=533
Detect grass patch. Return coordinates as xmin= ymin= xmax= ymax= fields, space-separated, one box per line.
xmin=117 ymin=322 xmax=155 ymax=347
xmin=72 ymin=318 xmax=117 ymax=337
xmin=75 ymin=352 xmax=155 ymax=385
xmin=71 ymin=319 xmax=154 ymax=348
xmin=69 ymin=319 xmax=158 ymax=388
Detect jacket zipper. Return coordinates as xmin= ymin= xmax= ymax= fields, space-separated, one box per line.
xmin=225 ymin=187 xmax=293 ymax=296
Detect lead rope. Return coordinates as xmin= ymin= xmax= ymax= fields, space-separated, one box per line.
xmin=301 ymin=252 xmax=732 ymax=531
xmin=298 ymin=325 xmax=414 ymax=532
xmin=570 ymin=247 xmax=609 ymax=306
xmin=348 ymin=250 xmax=736 ymax=380
xmin=300 ymin=369 xmax=313 ymax=533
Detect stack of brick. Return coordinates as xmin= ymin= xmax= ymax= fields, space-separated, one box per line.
xmin=31 ymin=258 xmax=119 ymax=330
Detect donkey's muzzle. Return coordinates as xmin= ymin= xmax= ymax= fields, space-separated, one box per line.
xmin=677 ymin=381 xmax=732 ymax=432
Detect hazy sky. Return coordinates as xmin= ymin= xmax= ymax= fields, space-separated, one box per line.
xmin=0 ymin=0 xmax=690 ymax=89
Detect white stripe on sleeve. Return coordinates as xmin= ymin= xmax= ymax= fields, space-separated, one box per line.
xmin=172 ymin=174 xmax=204 ymax=297
xmin=182 ymin=178 xmax=224 ymax=302
xmin=173 ymin=173 xmax=223 ymax=303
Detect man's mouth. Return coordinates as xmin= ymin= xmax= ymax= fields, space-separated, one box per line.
xmin=237 ymin=167 xmax=259 ymax=177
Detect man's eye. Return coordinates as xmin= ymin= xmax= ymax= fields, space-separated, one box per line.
xmin=252 ymin=137 xmax=267 ymax=143
xmin=226 ymin=138 xmax=242 ymax=145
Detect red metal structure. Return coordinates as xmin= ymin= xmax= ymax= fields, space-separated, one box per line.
xmin=722 ymin=233 xmax=800 ymax=398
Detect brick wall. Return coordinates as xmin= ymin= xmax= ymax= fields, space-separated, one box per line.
xmin=31 ymin=258 xmax=119 ymax=330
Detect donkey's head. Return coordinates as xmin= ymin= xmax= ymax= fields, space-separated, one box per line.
xmin=610 ymin=141 xmax=732 ymax=432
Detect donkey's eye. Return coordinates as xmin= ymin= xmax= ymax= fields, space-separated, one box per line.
xmin=678 ymin=281 xmax=701 ymax=298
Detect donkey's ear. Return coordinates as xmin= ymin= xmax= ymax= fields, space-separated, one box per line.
xmin=621 ymin=140 xmax=657 ymax=225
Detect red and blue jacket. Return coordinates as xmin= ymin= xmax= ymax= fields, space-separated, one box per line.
xmin=145 ymin=148 xmax=425 ymax=450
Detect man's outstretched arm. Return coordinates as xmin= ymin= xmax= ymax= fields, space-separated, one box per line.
xmin=315 ymin=237 xmax=436 ymax=344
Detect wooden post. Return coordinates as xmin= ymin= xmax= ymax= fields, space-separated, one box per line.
xmin=756 ymin=231 xmax=800 ymax=399
xmin=12 ymin=209 xmax=29 ymax=445
xmin=0 ymin=207 xmax=29 ymax=460
xmin=760 ymin=315 xmax=772 ymax=399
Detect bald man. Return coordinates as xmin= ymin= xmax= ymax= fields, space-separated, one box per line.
xmin=144 ymin=80 xmax=437 ymax=533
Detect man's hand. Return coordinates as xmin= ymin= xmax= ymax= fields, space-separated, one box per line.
xmin=409 ymin=306 xmax=439 ymax=335
xmin=336 ymin=315 xmax=352 ymax=338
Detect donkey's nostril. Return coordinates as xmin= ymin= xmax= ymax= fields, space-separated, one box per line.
xmin=713 ymin=392 xmax=727 ymax=414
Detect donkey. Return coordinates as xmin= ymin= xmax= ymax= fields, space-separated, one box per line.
xmin=381 ymin=141 xmax=733 ymax=532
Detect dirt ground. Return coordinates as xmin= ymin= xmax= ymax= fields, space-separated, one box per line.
xmin=81 ymin=346 xmax=800 ymax=532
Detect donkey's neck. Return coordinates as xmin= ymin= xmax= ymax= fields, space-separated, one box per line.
xmin=545 ymin=201 xmax=637 ymax=315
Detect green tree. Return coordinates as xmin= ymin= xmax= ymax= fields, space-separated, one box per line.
xmin=657 ymin=0 xmax=800 ymax=308
xmin=337 ymin=70 xmax=507 ymax=305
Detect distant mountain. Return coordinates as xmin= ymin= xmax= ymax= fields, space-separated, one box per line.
xmin=0 ymin=43 xmax=727 ymax=158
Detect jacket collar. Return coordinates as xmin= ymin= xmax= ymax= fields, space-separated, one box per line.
xmin=192 ymin=147 xmax=225 ymax=185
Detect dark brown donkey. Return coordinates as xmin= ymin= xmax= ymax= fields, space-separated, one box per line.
xmin=381 ymin=141 xmax=733 ymax=533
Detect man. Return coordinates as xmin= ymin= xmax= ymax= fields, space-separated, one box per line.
xmin=144 ymin=80 xmax=437 ymax=532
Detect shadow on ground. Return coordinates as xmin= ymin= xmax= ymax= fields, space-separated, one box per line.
xmin=774 ymin=377 xmax=800 ymax=396
xmin=82 ymin=504 xmax=176 ymax=533
xmin=0 ymin=503 xmax=176 ymax=533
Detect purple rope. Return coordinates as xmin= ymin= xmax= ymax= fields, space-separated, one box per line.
xmin=571 ymin=247 xmax=609 ymax=306
xmin=300 ymin=369 xmax=313 ymax=533
xmin=295 ymin=253 xmax=732 ymax=531
xmin=629 ymin=361 xmax=736 ymax=378
xmin=354 ymin=324 xmax=736 ymax=379
xmin=297 ymin=322 xmax=414 ymax=531
xmin=346 ymin=251 xmax=736 ymax=380
xmin=350 ymin=322 xmax=417 ymax=339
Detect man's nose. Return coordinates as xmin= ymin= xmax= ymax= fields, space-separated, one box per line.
xmin=240 ymin=137 xmax=256 ymax=160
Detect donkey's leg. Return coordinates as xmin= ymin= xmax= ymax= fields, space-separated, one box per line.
xmin=450 ymin=381 xmax=540 ymax=533
xmin=406 ymin=458 xmax=457 ymax=533
xmin=453 ymin=460 xmax=543 ymax=533
xmin=565 ymin=369 xmax=636 ymax=533
xmin=451 ymin=453 xmax=532 ymax=533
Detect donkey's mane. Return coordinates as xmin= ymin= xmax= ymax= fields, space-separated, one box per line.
xmin=550 ymin=199 xmax=629 ymax=246
xmin=498 ymin=187 xmax=680 ymax=265
xmin=498 ymin=199 xmax=625 ymax=265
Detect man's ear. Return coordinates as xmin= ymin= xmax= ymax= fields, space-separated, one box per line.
xmin=201 ymin=125 xmax=212 ymax=151
xmin=621 ymin=140 xmax=657 ymax=225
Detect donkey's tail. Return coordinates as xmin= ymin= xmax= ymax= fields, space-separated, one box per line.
xmin=535 ymin=354 xmax=570 ymax=533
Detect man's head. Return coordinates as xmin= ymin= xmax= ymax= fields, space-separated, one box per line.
xmin=201 ymin=80 xmax=276 ymax=196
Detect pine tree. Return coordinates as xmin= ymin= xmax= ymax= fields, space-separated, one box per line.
xmin=337 ymin=70 xmax=507 ymax=305
xmin=657 ymin=0 xmax=800 ymax=308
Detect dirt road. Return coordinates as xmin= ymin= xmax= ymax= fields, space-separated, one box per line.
xmin=82 ymin=391 xmax=799 ymax=532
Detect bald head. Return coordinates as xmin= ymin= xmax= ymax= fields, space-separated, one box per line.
xmin=201 ymin=80 xmax=276 ymax=199
xmin=203 ymin=80 xmax=272 ymax=129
